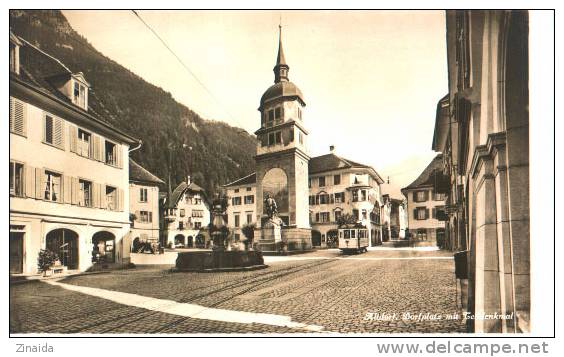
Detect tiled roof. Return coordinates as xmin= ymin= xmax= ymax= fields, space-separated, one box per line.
xmin=168 ymin=181 xmax=206 ymax=208
xmin=402 ymin=154 xmax=444 ymax=191
xmin=10 ymin=33 xmax=136 ymax=143
xmin=223 ymin=173 xmax=257 ymax=187
xmin=129 ymin=159 xmax=164 ymax=185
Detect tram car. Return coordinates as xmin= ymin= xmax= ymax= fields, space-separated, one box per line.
xmin=338 ymin=225 xmax=369 ymax=253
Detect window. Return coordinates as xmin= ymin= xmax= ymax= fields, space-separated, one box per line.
xmin=178 ymin=221 xmax=184 ymax=230
xmin=318 ymin=193 xmax=329 ymax=205
xmin=352 ymin=209 xmax=359 ymax=220
xmin=246 ymin=187 xmax=252 ymax=191
xmin=416 ymin=207 xmax=428 ymax=220
xmin=434 ymin=191 xmax=446 ymax=201
xmin=78 ymin=179 xmax=92 ymax=207
xmin=139 ymin=187 xmax=148 ymax=202
xmin=333 ymin=174 xmax=341 ymax=185
xmin=319 ymin=212 xmax=330 ymax=223
xmin=308 ymin=178 xmax=312 ymax=188
xmin=267 ymin=109 xmax=274 ymax=126
xmin=352 ymin=190 xmax=359 ymax=202
xmin=180 ymin=209 xmax=186 ymax=217
xmin=415 ymin=190 xmax=427 ymax=202
xmin=289 ymin=128 xmax=294 ymax=142
xmin=275 ymin=131 xmax=282 ymax=144
xmin=139 ymin=211 xmax=153 ymax=223
xmin=193 ymin=196 xmax=202 ymax=205
xmin=9 ymin=97 xmax=26 ymax=136
xmin=318 ymin=176 xmax=326 ymax=187
xmin=361 ymin=190 xmax=367 ymax=201
xmin=297 ymin=106 xmax=302 ymax=120
xmin=246 ymin=213 xmax=253 ymax=224
xmin=234 ymin=188 xmax=239 ymax=193
xmin=232 ymin=196 xmax=242 ymax=206
xmin=105 ymin=141 xmax=117 ymax=166
xmin=10 ymin=42 xmax=18 ymax=73
xmin=335 ymin=192 xmax=344 ymax=203
xmin=44 ymin=171 xmax=61 ymax=202
xmin=77 ymin=129 xmax=92 ymax=157
xmin=334 ymin=210 xmax=342 ymax=222
xmin=44 ymin=114 xmax=64 ymax=148
xmin=194 ymin=222 xmax=201 ymax=229
xmin=268 ymin=132 xmax=275 ymax=146
xmin=73 ymin=81 xmax=87 ymax=109
xmin=192 ymin=210 xmax=204 ymax=218
xmin=234 ymin=214 xmax=240 ymax=228
xmin=106 ymin=186 xmax=117 ymax=210
xmin=244 ymin=195 xmax=254 ymax=205
xmin=274 ymin=107 xmax=282 ymax=123
xmin=9 ymin=162 xmax=24 ymax=197
xmin=362 ymin=209 xmax=367 ymax=220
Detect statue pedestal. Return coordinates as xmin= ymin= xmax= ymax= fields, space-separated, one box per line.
xmin=255 ymin=217 xmax=312 ymax=254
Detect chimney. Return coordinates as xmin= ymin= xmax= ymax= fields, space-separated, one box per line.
xmin=387 ymin=176 xmax=390 ymax=184
xmin=329 ymin=145 xmax=335 ymax=154
xmin=186 ymin=175 xmax=191 ymax=185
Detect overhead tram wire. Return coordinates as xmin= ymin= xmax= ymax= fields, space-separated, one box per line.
xmin=131 ymin=10 xmax=237 ymax=123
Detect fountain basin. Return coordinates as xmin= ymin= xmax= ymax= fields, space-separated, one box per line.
xmin=175 ymin=250 xmax=266 ymax=272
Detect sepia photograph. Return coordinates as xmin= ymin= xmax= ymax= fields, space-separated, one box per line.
xmin=6 ymin=8 xmax=553 ymax=341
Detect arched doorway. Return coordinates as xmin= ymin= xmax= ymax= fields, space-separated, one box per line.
xmin=92 ymin=231 xmax=116 ymax=263
xmin=174 ymin=234 xmax=185 ymax=248
xmin=187 ymin=236 xmax=194 ymax=248
xmin=46 ymin=229 xmax=79 ymax=270
xmin=311 ymin=230 xmax=322 ymax=247
xmin=132 ymin=237 xmax=141 ymax=253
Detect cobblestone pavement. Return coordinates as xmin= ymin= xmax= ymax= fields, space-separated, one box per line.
xmin=10 ymin=248 xmax=466 ymax=334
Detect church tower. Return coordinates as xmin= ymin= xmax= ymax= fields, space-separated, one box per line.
xmin=254 ymin=25 xmax=312 ymax=250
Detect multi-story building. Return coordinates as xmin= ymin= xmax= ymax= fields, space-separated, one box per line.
xmin=9 ymin=32 xmax=139 ymax=274
xmin=380 ymin=181 xmax=408 ymax=241
xmin=161 ymin=177 xmax=210 ymax=248
xmin=432 ymin=10 xmax=529 ymax=333
xmin=401 ymin=154 xmax=447 ymax=246
xmin=223 ymin=173 xmax=257 ymax=242
xmin=308 ymin=146 xmax=384 ymax=248
xmin=223 ymin=146 xmax=385 ymax=249
xmin=129 ymin=159 xmax=164 ymax=249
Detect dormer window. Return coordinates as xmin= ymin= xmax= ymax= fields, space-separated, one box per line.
xmin=73 ymin=81 xmax=87 ymax=109
xmin=9 ymin=32 xmax=21 ymax=74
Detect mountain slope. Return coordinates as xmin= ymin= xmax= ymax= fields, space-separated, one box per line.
xmin=10 ymin=10 xmax=257 ymax=197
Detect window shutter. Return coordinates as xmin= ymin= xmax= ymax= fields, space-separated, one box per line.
xmin=424 ymin=190 xmax=429 ymax=201
xmin=35 ymin=168 xmax=44 ymax=199
xmin=413 ymin=192 xmax=417 ymax=202
xmin=425 ymin=208 xmax=430 ymax=220
xmin=10 ymin=97 xmax=26 ymax=135
xmin=54 ymin=117 xmax=64 ymax=148
xmin=413 ymin=208 xmax=417 ymax=220
xmin=116 ymin=145 xmax=123 ymax=168
xmin=118 ymin=188 xmax=124 ymax=211
xmin=100 ymin=184 xmax=107 ymax=209
xmin=92 ymin=183 xmax=99 ymax=208
xmin=92 ymin=135 xmax=99 ymax=161
xmin=25 ymin=165 xmax=35 ymax=198
xmin=100 ymin=137 xmax=106 ymax=162
xmin=432 ymin=207 xmax=436 ymax=219
xmin=315 ymin=213 xmax=319 ymax=222
xmin=146 ymin=187 xmax=151 ymax=205
xmin=71 ymin=177 xmax=79 ymax=205
xmin=63 ymin=176 xmax=71 ymax=204
xmin=69 ymin=124 xmax=78 ymax=153
xmin=149 ymin=212 xmax=153 ymax=223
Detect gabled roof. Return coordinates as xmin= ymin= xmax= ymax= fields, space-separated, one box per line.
xmin=402 ymin=154 xmax=444 ymax=191
xmin=129 ymin=159 xmax=164 ymax=185
xmin=309 ymin=153 xmax=384 ymax=184
xmin=223 ymin=173 xmax=257 ymax=188
xmin=10 ymin=33 xmax=138 ymax=145
xmin=167 ymin=181 xmax=207 ymax=209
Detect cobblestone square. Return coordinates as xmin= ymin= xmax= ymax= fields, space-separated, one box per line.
xmin=10 ymin=249 xmax=467 ymax=334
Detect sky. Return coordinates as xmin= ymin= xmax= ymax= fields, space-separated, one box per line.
xmin=63 ymin=10 xmax=447 ymax=189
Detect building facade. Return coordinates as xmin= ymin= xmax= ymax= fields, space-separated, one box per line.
xmin=432 ymin=10 xmax=530 ymax=333
xmin=161 ymin=178 xmax=211 ymax=248
xmin=381 ymin=182 xmax=408 ymax=241
xmin=129 ymin=159 xmax=164 ymax=250
xmin=223 ymin=173 xmax=257 ymax=243
xmin=253 ymin=25 xmax=311 ymax=250
xmin=401 ymin=155 xmax=447 ymax=247
xmin=223 ymin=147 xmax=385 ymax=249
xmin=9 ymin=32 xmax=138 ymax=274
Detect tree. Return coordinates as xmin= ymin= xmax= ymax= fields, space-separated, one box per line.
xmin=336 ymin=213 xmax=357 ymax=228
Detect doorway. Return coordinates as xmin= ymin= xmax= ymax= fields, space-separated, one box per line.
xmin=10 ymin=232 xmax=24 ymax=274
xmin=46 ymin=229 xmax=79 ymax=270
